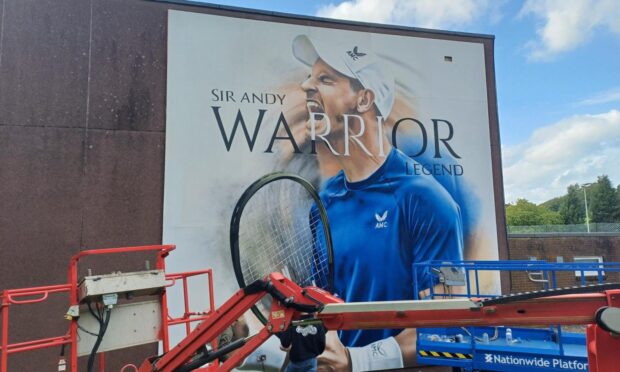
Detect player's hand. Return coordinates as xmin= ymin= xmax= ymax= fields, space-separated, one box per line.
xmin=317 ymin=331 xmax=350 ymax=372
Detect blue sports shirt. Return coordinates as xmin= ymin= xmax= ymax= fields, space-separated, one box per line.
xmin=319 ymin=148 xmax=464 ymax=347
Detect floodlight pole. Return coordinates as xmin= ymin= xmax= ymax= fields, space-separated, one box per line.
xmin=582 ymin=183 xmax=592 ymax=233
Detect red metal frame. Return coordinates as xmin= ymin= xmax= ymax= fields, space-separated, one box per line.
xmin=0 ymin=284 xmax=73 ymax=371
xmin=139 ymin=272 xmax=343 ymax=372
xmin=139 ymin=273 xmax=620 ymax=372
xmin=4 ymin=248 xmax=620 ymax=372
xmin=0 ymin=245 xmax=215 ymax=372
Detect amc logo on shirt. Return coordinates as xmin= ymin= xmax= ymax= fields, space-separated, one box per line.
xmin=374 ymin=210 xmax=389 ymax=229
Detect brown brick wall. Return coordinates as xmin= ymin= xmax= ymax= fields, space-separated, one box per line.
xmin=507 ymin=234 xmax=620 ymax=293
xmin=0 ymin=0 xmax=168 ymax=369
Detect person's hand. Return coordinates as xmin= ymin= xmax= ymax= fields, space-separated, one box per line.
xmin=232 ymin=317 xmax=249 ymax=339
xmin=317 ymin=331 xmax=350 ymax=372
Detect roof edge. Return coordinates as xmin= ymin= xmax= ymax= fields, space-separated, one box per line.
xmin=149 ymin=0 xmax=496 ymax=40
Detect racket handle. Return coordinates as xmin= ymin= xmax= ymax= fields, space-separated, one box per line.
xmin=244 ymin=279 xmax=321 ymax=313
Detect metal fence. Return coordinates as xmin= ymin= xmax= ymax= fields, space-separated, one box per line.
xmin=412 ymin=259 xmax=620 ymax=298
xmin=508 ymin=222 xmax=620 ymax=234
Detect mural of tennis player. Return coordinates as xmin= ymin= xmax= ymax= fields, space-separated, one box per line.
xmin=292 ymin=34 xmax=464 ymax=371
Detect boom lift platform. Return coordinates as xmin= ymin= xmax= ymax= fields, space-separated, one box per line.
xmin=2 ymin=246 xmax=620 ymax=372
xmin=140 ymin=273 xmax=620 ymax=372
xmin=414 ymin=260 xmax=620 ymax=371
xmin=1 ymin=245 xmax=217 ymax=372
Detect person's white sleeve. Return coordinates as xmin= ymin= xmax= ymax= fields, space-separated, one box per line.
xmin=347 ymin=336 xmax=403 ymax=371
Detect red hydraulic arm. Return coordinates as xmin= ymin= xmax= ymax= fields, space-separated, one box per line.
xmin=139 ymin=272 xmax=342 ymax=372
xmin=140 ymin=273 xmax=620 ymax=372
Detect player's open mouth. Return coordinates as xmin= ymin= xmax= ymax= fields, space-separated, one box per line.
xmin=306 ymin=100 xmax=324 ymax=113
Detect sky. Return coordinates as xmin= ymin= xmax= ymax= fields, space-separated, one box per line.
xmin=189 ymin=0 xmax=620 ymax=204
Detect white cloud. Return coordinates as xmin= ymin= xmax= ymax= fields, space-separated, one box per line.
xmin=519 ymin=0 xmax=620 ymax=61
xmin=502 ymin=109 xmax=620 ymax=204
xmin=316 ymin=0 xmax=493 ymax=30
xmin=578 ymin=87 xmax=620 ymax=106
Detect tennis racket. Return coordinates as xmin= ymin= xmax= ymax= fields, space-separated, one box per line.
xmin=230 ymin=172 xmax=334 ymax=324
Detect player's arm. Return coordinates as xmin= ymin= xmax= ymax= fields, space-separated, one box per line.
xmin=317 ymin=331 xmax=348 ymax=371
xmin=395 ymin=282 xmax=451 ymax=367
xmin=397 ymin=182 xmax=464 ymax=370
xmin=318 ymin=331 xmax=417 ymax=369
xmin=343 ymin=191 xmax=462 ymax=370
xmin=317 ymin=282 xmax=449 ymax=371
xmin=394 ymin=328 xmax=417 ymax=366
xmin=320 ymin=331 xmax=406 ymax=372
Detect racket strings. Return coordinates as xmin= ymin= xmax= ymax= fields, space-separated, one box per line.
xmin=240 ymin=217 xmax=317 ymax=259
xmin=237 ymin=180 xmax=329 ymax=289
xmin=240 ymin=215 xmax=327 ymax=285
xmin=242 ymin=234 xmax=328 ymax=286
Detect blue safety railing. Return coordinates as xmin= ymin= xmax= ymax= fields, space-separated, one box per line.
xmin=412 ymin=259 xmax=620 ymax=370
xmin=412 ymin=260 xmax=620 ymax=300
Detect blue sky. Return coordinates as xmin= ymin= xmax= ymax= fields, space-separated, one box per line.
xmin=191 ymin=0 xmax=620 ymax=203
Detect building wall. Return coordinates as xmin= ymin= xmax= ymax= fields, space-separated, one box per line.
xmin=507 ymin=234 xmax=620 ymax=293
xmin=1 ymin=0 xmax=617 ymax=369
xmin=0 ymin=1 xmax=503 ymax=369
xmin=0 ymin=0 xmax=168 ymax=369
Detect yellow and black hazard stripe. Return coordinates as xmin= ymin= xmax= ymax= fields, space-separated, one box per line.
xmin=418 ymin=350 xmax=473 ymax=359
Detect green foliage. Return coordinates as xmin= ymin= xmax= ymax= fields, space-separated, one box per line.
xmin=559 ymin=184 xmax=584 ymax=224
xmin=617 ymin=185 xmax=620 ymax=221
xmin=539 ymin=196 xmax=563 ymax=212
xmin=509 ymin=176 xmax=620 ymax=227
xmin=506 ymin=199 xmax=563 ymax=226
xmin=590 ymin=175 xmax=618 ymax=223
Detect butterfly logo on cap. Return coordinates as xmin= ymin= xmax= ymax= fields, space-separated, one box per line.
xmin=347 ymin=46 xmax=367 ymax=61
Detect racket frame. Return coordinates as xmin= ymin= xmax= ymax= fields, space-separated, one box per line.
xmin=229 ymin=172 xmax=335 ymax=324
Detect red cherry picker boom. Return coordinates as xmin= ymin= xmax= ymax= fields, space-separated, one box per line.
xmin=2 ymin=246 xmax=620 ymax=372
xmin=140 ymin=271 xmax=620 ymax=372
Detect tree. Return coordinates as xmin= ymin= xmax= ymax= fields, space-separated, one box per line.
xmin=540 ymin=196 xmax=563 ymax=212
xmin=617 ymin=185 xmax=620 ymax=221
xmin=559 ymin=184 xmax=584 ymax=224
xmin=506 ymin=199 xmax=563 ymax=226
xmin=612 ymin=185 xmax=620 ymax=222
xmin=590 ymin=175 xmax=618 ymax=223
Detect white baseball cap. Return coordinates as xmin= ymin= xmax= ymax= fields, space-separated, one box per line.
xmin=292 ymin=34 xmax=395 ymax=118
